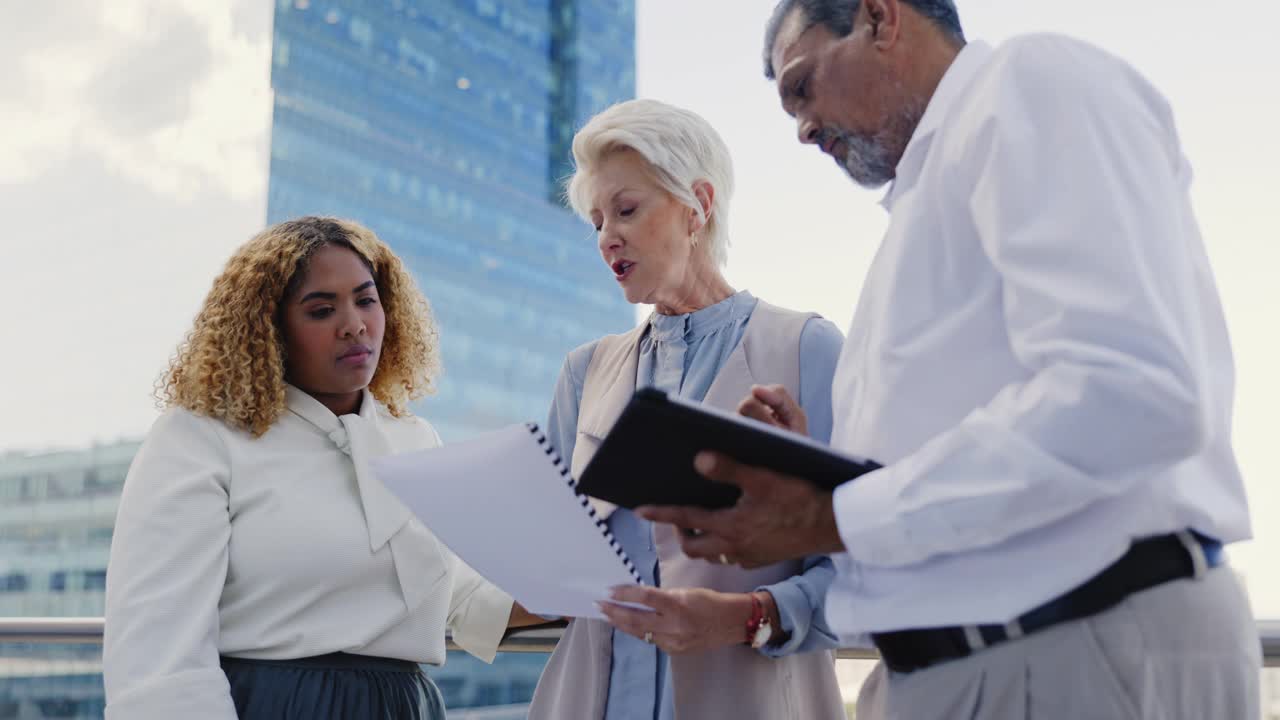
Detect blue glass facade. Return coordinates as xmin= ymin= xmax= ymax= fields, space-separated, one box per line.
xmin=267 ymin=0 xmax=637 ymax=440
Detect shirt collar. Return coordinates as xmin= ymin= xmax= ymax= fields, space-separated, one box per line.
xmin=285 ymin=383 xmax=379 ymax=434
xmin=882 ymin=40 xmax=995 ymax=210
xmin=647 ymin=289 xmax=755 ymax=343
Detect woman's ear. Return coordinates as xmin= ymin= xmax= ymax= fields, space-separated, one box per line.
xmin=690 ymin=180 xmax=715 ymax=235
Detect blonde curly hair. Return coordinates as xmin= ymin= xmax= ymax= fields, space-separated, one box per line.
xmin=157 ymin=216 xmax=441 ymax=436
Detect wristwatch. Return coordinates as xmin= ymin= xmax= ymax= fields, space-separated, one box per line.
xmin=745 ymin=592 xmax=774 ymax=649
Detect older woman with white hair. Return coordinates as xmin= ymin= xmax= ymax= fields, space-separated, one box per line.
xmin=528 ymin=98 xmax=847 ymax=719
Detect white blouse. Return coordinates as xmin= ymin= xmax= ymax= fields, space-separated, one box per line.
xmin=103 ymin=386 xmax=513 ymax=720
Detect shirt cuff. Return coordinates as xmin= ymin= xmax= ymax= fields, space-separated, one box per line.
xmin=449 ymin=583 xmax=514 ymax=664
xmin=753 ymin=582 xmax=807 ymax=658
xmin=833 ymin=465 xmax=918 ymax=568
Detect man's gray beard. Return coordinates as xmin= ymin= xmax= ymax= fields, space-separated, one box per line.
xmin=831 ymin=128 xmax=899 ymax=189
xmin=827 ymin=101 xmax=926 ymax=190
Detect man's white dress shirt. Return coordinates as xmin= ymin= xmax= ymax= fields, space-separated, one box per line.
xmin=103 ymin=386 xmax=513 ymax=719
xmin=826 ymin=36 xmax=1251 ymax=638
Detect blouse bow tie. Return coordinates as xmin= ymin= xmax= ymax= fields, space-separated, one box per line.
xmin=332 ymin=413 xmax=413 ymax=553
xmin=327 ymin=413 xmax=446 ymax=610
xmin=328 ymin=426 xmax=352 ymax=456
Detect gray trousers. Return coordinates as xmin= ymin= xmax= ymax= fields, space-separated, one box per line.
xmin=856 ymin=566 xmax=1260 ymax=719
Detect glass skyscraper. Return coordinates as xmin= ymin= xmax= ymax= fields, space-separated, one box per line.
xmin=266 ymin=0 xmax=637 ymax=440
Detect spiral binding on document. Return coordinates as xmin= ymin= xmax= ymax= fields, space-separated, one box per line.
xmin=526 ymin=422 xmax=643 ymax=585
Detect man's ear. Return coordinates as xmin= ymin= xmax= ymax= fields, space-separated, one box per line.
xmin=863 ymin=0 xmax=903 ymax=49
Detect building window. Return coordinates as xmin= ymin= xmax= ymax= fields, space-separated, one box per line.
xmin=83 ymin=570 xmax=107 ymax=591
xmin=34 ymin=698 xmax=83 ymax=718
xmin=0 ymin=573 xmax=28 ymax=592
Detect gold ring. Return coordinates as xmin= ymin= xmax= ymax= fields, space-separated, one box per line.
xmin=719 ymin=553 xmax=730 ymax=565
xmin=643 ymin=631 xmax=653 ymax=644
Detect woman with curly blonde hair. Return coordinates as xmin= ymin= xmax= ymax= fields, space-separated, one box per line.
xmin=103 ymin=216 xmax=539 ymax=720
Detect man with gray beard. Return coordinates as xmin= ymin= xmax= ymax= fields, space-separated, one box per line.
xmin=637 ymin=0 xmax=1261 ymax=717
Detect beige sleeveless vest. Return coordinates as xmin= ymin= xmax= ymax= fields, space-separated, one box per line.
xmin=528 ymin=300 xmax=846 ymax=720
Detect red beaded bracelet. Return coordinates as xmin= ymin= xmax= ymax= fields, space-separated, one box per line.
xmin=744 ymin=593 xmax=773 ymax=648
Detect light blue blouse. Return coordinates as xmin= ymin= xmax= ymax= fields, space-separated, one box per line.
xmin=545 ymin=290 xmax=845 ymax=720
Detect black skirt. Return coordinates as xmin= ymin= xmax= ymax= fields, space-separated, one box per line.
xmin=220 ymin=652 xmax=446 ymax=719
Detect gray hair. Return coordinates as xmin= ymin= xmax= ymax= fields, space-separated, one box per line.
xmin=763 ymin=0 xmax=964 ymax=78
xmin=565 ymin=99 xmax=735 ymax=268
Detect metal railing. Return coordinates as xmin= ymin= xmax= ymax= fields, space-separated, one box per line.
xmin=2 ymin=617 xmax=1278 ymax=666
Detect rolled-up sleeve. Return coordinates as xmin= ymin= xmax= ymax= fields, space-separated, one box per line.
xmin=103 ymin=409 xmax=237 ymax=720
xmin=445 ymin=553 xmax=515 ymax=663
xmin=757 ymin=555 xmax=839 ymax=656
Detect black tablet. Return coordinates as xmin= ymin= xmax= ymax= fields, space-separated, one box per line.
xmin=575 ymin=387 xmax=881 ymax=510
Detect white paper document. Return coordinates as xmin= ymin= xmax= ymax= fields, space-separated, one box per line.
xmin=373 ymin=423 xmax=643 ymax=620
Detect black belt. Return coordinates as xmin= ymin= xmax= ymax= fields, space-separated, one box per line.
xmin=220 ymin=652 xmax=420 ymax=672
xmin=872 ymin=530 xmax=1223 ymax=674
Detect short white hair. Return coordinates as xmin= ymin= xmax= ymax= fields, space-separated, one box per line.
xmin=566 ymin=99 xmax=735 ymax=267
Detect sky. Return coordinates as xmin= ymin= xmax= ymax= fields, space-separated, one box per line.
xmin=1 ymin=1 xmax=1277 ymax=614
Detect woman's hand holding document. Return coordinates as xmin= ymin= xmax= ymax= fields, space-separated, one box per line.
xmin=372 ymin=424 xmax=645 ymax=620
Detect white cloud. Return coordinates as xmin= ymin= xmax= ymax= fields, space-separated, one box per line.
xmin=0 ymin=0 xmax=272 ymax=202
xmin=0 ymin=1 xmax=274 ymax=453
